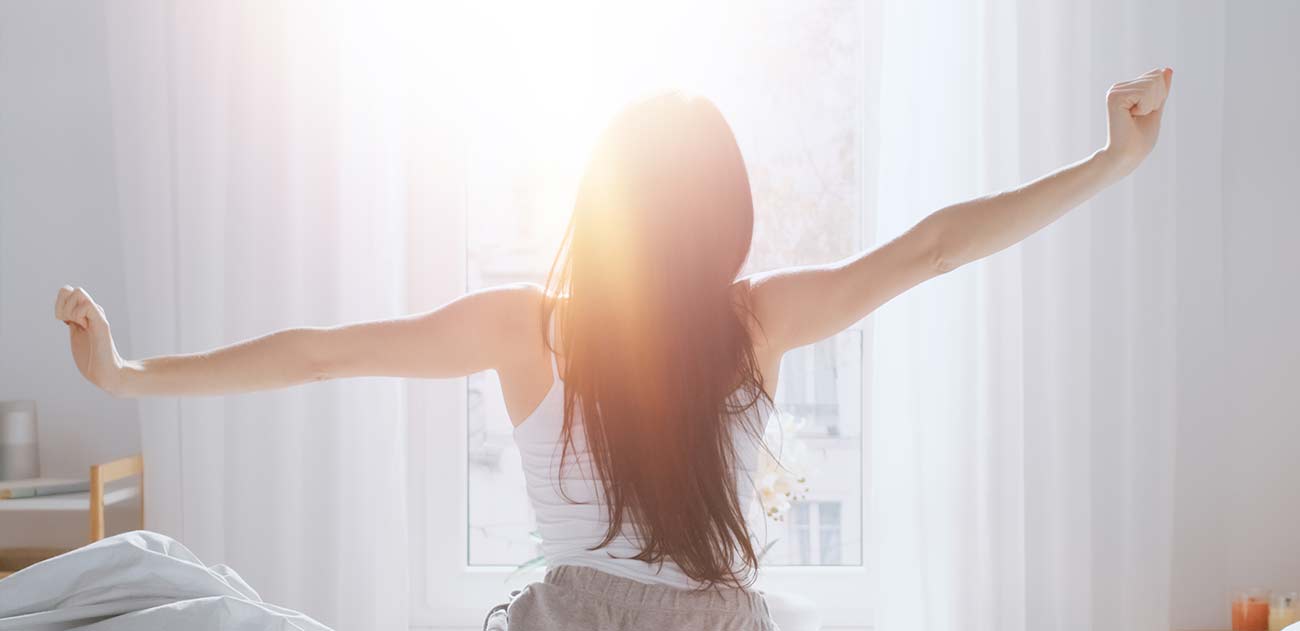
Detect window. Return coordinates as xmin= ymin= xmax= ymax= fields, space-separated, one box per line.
xmin=415 ymin=2 xmax=878 ymax=628
xmin=791 ymin=501 xmax=845 ymax=565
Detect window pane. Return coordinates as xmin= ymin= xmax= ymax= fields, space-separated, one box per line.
xmin=791 ymin=502 xmax=813 ymax=565
xmin=819 ymin=502 xmax=844 ymax=565
xmin=755 ymin=334 xmax=863 ymax=566
xmin=465 ymin=0 xmax=868 ymax=568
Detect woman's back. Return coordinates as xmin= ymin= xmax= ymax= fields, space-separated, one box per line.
xmin=512 ymin=333 xmax=769 ymax=589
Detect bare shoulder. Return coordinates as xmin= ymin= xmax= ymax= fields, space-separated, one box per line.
xmin=735 ymin=233 xmax=941 ymax=355
xmin=476 ymin=281 xmax=548 ymax=344
xmin=732 ymin=267 xmax=813 ymax=353
xmin=477 ymin=281 xmax=546 ymax=314
xmin=417 ymin=282 xmax=549 ymax=370
xmin=478 ymin=283 xmax=556 ymax=422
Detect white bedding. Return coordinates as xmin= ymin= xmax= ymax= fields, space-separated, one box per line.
xmin=0 ymin=531 xmax=331 ymax=631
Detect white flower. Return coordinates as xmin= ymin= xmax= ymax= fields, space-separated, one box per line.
xmin=754 ymin=410 xmax=812 ymax=522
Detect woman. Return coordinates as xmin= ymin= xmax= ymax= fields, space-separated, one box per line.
xmin=54 ymin=68 xmax=1171 ymax=630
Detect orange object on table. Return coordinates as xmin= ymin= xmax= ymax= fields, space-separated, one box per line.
xmin=1233 ymin=592 xmax=1271 ymax=631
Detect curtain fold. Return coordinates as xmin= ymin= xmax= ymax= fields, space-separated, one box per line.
xmin=871 ymin=1 xmax=1216 ymax=630
xmin=105 ymin=2 xmax=410 ymax=629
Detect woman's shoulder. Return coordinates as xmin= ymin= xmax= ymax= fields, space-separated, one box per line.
xmin=473 ymin=281 xmax=558 ymax=374
xmin=480 ymin=282 xmax=548 ymax=328
xmin=459 ymin=282 xmax=549 ymax=354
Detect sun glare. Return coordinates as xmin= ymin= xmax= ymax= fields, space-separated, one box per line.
xmin=392 ymin=0 xmax=707 ymax=235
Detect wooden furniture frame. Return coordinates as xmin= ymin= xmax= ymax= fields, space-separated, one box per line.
xmin=89 ymin=454 xmax=143 ymax=542
xmin=0 ymin=548 xmax=67 ymax=580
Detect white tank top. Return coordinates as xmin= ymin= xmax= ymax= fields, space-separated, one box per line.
xmin=512 ymin=345 xmax=768 ymax=589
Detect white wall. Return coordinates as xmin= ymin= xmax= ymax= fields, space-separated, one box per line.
xmin=0 ymin=2 xmax=140 ymax=479
xmin=1171 ymin=2 xmax=1300 ymax=628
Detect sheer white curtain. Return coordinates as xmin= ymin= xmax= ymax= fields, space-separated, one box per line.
xmin=95 ymin=0 xmax=1231 ymax=629
xmin=871 ymin=1 xmax=1219 ymax=630
xmin=103 ymin=3 xmax=415 ymax=629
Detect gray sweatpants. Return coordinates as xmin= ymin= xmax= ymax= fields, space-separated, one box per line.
xmin=484 ymin=565 xmax=780 ymax=631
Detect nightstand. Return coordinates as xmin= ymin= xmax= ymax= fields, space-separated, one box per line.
xmin=0 ymin=455 xmax=143 ymax=579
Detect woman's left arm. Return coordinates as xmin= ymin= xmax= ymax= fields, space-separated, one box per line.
xmin=58 ymin=283 xmax=543 ymax=398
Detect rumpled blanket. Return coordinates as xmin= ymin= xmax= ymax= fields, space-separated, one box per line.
xmin=0 ymin=530 xmax=330 ymax=631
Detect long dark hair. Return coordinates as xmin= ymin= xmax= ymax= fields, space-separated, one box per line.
xmin=540 ymin=92 xmax=772 ymax=588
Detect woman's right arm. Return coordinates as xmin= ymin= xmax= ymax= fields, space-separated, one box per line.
xmin=53 ymin=284 xmax=542 ymax=398
xmin=746 ymin=67 xmax=1172 ymax=356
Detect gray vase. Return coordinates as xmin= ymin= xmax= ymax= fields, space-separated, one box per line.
xmin=0 ymin=400 xmax=39 ymax=480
